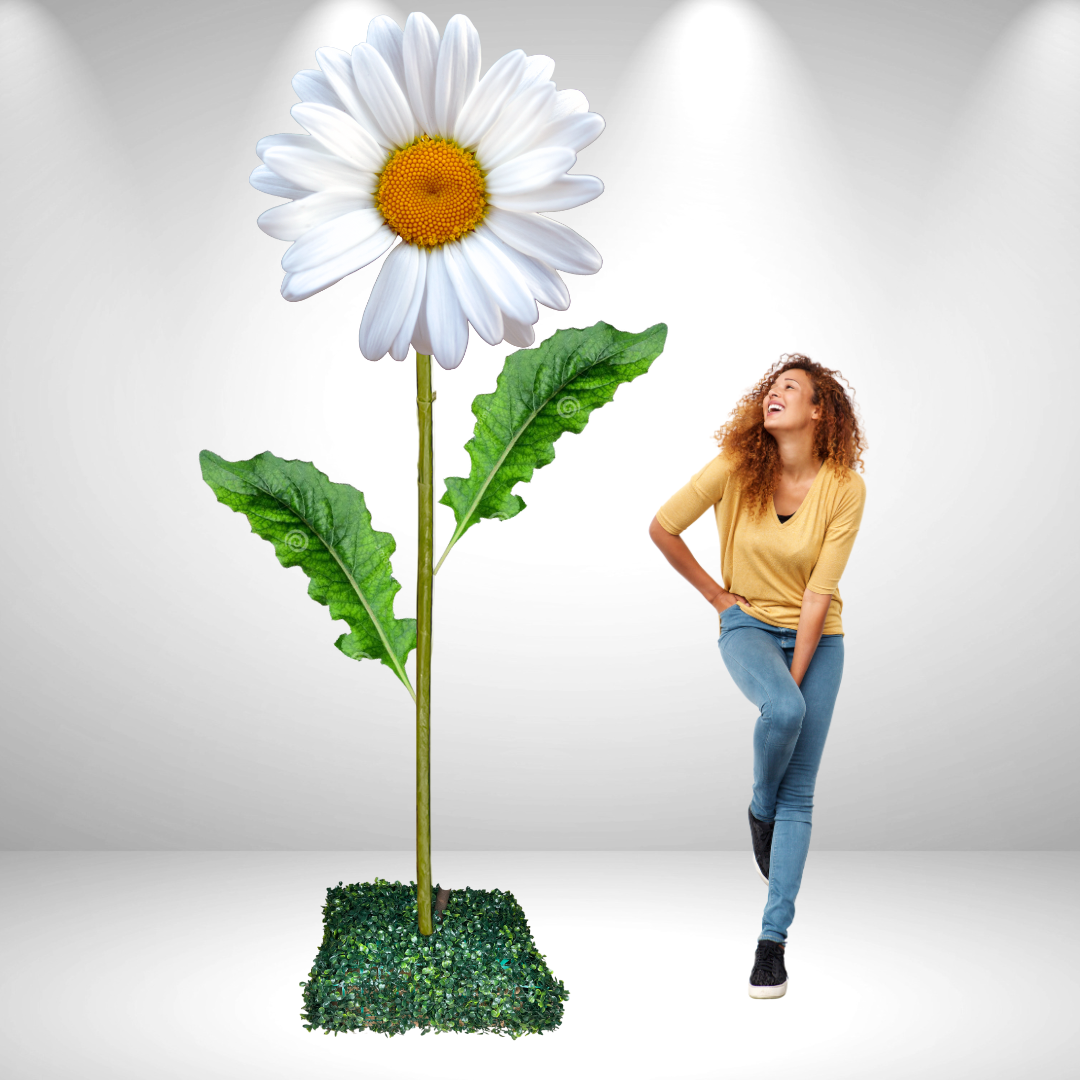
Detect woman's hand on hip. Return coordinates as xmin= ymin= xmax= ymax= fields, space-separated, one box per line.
xmin=710 ymin=589 xmax=750 ymax=614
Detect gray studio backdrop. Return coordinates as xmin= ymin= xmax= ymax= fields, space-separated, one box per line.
xmin=1 ymin=0 xmax=1076 ymax=850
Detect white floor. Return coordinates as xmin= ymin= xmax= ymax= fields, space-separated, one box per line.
xmin=1 ymin=851 xmax=1076 ymax=1079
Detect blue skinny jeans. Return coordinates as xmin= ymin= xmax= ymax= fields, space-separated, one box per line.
xmin=718 ymin=603 xmax=845 ymax=945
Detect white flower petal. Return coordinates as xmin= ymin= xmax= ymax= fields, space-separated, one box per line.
xmin=280 ymin=230 xmax=394 ymax=301
xmin=359 ymin=242 xmax=420 ymax=361
xmin=402 ymin=11 xmax=441 ymax=134
xmin=528 ymin=110 xmax=605 ymax=155
xmin=452 ymin=49 xmax=527 ymax=149
xmin=483 ymin=205 xmax=601 ymax=274
xmin=411 ymin=286 xmax=435 ymax=357
xmin=463 ymin=228 xmax=537 ymax=326
xmin=488 ymin=172 xmax=603 ymax=212
xmin=258 ymin=189 xmax=374 ymax=241
xmin=281 ymin=207 xmax=388 ymax=273
xmin=292 ymin=69 xmax=345 ymax=111
xmin=366 ymin=15 xmax=406 ymax=93
xmin=390 ymin=249 xmax=428 ymax=360
xmin=250 ymin=164 xmax=310 ymax=201
xmin=442 ymin=240 xmax=503 ymax=345
xmin=485 ymin=146 xmax=575 ymax=197
xmin=501 ymin=312 xmax=536 ymax=349
xmin=434 ymin=14 xmax=480 ymax=138
xmin=483 ymin=230 xmax=570 ymax=311
xmin=256 ymin=133 xmax=314 ymax=161
xmin=475 ymin=80 xmax=556 ymax=171
xmin=351 ymin=43 xmax=417 ymax=149
xmin=423 ymin=246 xmax=468 ymax=368
xmin=291 ymin=102 xmax=387 ymax=174
xmin=262 ymin=144 xmax=369 ymax=194
xmin=518 ymin=54 xmax=555 ymax=89
xmin=551 ymin=88 xmax=589 ymax=120
xmin=316 ymin=47 xmax=393 ymax=149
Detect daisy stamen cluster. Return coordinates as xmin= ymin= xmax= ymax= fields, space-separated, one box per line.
xmin=251 ymin=11 xmax=605 ymax=370
xmin=375 ymin=135 xmax=487 ymax=248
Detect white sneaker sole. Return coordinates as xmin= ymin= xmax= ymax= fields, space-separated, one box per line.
xmin=753 ymin=847 xmax=769 ymax=886
xmin=749 ymin=978 xmax=788 ymax=999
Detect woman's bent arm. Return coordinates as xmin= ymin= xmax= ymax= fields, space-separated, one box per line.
xmin=649 ymin=515 xmax=726 ymax=605
xmin=789 ymin=589 xmax=832 ymax=687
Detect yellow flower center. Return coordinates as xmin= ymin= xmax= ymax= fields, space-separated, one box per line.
xmin=374 ymin=135 xmax=487 ymax=248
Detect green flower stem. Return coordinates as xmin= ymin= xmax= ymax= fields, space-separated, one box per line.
xmin=416 ymin=352 xmax=434 ymax=936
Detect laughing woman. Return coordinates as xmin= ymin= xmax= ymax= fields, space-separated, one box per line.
xmin=649 ymin=353 xmax=867 ymax=1000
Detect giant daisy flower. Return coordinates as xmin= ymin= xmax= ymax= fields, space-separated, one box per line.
xmin=250 ymin=11 xmax=605 ymax=370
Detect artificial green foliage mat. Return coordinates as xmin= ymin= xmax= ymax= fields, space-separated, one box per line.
xmin=300 ymin=878 xmax=568 ymax=1037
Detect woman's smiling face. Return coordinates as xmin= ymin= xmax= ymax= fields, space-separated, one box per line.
xmin=763 ymin=369 xmax=818 ymax=426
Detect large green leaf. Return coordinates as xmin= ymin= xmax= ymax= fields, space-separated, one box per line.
xmin=199 ymin=450 xmax=416 ymax=698
xmin=436 ymin=321 xmax=667 ymax=571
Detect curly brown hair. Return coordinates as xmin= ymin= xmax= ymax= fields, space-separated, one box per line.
xmin=712 ymin=353 xmax=868 ymax=523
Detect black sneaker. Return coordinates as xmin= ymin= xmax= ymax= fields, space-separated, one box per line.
xmin=748 ymin=806 xmax=774 ymax=884
xmin=749 ymin=939 xmax=788 ymax=999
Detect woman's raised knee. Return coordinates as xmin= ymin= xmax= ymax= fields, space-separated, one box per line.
xmin=767 ymin=694 xmax=805 ymax=736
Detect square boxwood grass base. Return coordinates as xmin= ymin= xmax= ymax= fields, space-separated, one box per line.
xmin=300 ymin=878 xmax=568 ymax=1038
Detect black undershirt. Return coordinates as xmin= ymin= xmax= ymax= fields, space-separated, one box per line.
xmin=777 ymin=513 xmax=793 ymax=523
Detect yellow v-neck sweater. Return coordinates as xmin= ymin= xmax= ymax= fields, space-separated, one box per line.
xmin=655 ymin=453 xmax=866 ymax=637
